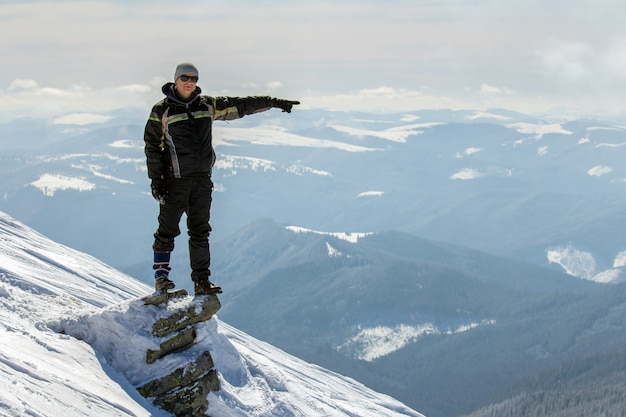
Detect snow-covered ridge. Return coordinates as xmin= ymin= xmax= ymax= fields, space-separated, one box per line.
xmin=286 ymin=225 xmax=374 ymax=243
xmin=214 ymin=125 xmax=382 ymax=152
xmin=215 ymin=154 xmax=331 ymax=178
xmin=357 ymin=190 xmax=384 ymax=198
xmin=108 ymin=139 xmax=141 ymax=149
xmin=338 ymin=320 xmax=496 ymax=362
xmin=0 ymin=211 xmax=423 ymax=417
xmin=546 ymin=243 xmax=626 ymax=284
xmin=505 ymin=122 xmax=573 ymax=138
xmin=329 ymin=122 xmax=441 ymax=143
xmin=450 ymin=166 xmax=513 ymax=181
xmin=30 ymin=173 xmax=96 ymax=197
xmin=27 ymin=151 xmax=144 ymax=197
xmin=465 ymin=111 xmax=511 ymax=121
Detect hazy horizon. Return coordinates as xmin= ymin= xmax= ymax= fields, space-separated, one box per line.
xmin=2 ymin=0 xmax=626 ymax=122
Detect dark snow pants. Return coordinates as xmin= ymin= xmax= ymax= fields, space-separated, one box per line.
xmin=152 ymin=175 xmax=213 ymax=283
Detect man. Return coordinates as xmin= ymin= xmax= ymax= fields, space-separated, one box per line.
xmin=144 ymin=62 xmax=299 ymax=295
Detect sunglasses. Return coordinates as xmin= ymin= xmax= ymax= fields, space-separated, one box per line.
xmin=179 ymin=75 xmax=198 ymax=82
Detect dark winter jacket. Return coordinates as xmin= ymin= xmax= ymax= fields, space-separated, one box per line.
xmin=144 ymin=83 xmax=274 ymax=180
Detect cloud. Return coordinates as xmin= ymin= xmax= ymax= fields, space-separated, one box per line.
xmin=602 ymin=37 xmax=626 ymax=75
xmin=8 ymin=79 xmax=39 ymax=91
xmin=265 ymin=81 xmax=283 ymax=91
xmin=52 ymin=113 xmax=113 ymax=125
xmin=480 ymin=83 xmax=503 ymax=94
xmin=0 ymin=77 xmax=605 ymax=124
xmin=536 ymin=35 xmax=626 ymax=102
xmin=537 ymin=38 xmax=594 ymax=81
xmin=302 ymin=86 xmax=467 ymax=113
xmin=111 ymin=84 xmax=152 ymax=94
xmin=0 ymin=78 xmax=158 ymax=121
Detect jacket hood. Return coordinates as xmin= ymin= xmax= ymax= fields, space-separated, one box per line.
xmin=162 ymin=82 xmax=202 ymax=105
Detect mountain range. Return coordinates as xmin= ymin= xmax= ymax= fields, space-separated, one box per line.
xmin=2 ymin=107 xmax=626 ymax=416
xmin=2 ymin=108 xmax=626 ymax=281
xmin=212 ymin=218 xmax=626 ymax=416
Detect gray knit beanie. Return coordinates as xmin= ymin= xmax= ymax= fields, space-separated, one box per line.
xmin=174 ymin=63 xmax=199 ymax=80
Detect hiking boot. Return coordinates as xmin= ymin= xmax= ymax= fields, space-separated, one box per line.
xmin=194 ymin=280 xmax=222 ymax=295
xmin=155 ymin=276 xmax=175 ymax=292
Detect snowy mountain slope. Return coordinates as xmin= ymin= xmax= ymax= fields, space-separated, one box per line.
xmin=0 ymin=211 xmax=423 ymax=417
xmin=0 ymin=213 xmax=160 ymax=417
xmin=1 ymin=282 xmax=161 ymax=417
xmin=0 ymin=210 xmax=147 ymax=307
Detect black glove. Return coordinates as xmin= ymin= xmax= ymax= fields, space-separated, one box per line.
xmin=272 ymin=98 xmax=300 ymax=113
xmin=150 ymin=178 xmax=168 ymax=205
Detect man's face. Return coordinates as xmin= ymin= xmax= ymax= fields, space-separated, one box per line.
xmin=174 ymin=74 xmax=198 ymax=100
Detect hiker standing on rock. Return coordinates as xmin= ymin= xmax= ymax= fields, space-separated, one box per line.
xmin=144 ymin=62 xmax=299 ymax=295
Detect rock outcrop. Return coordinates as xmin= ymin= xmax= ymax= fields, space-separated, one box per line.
xmin=57 ymin=290 xmax=222 ymax=417
xmin=138 ymin=293 xmax=222 ymax=417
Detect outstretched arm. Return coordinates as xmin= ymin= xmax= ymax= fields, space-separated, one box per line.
xmin=213 ymin=96 xmax=300 ymax=120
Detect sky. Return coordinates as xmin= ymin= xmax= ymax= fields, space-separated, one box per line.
xmin=1 ymin=0 xmax=626 ymax=121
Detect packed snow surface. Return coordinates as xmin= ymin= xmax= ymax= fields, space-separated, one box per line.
xmin=0 ymin=211 xmax=423 ymax=417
